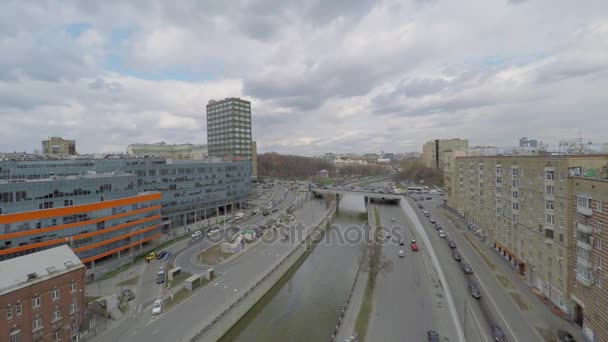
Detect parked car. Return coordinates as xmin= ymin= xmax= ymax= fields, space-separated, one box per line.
xmin=152 ymin=299 xmax=162 ymax=315
xmin=156 ymin=251 xmax=167 ymax=259
xmin=448 ymin=240 xmax=457 ymax=248
xmin=470 ymin=282 xmax=481 ymax=299
xmin=427 ymin=330 xmax=440 ymax=342
xmin=452 ymin=250 xmax=462 ymax=261
xmin=398 ymin=250 xmax=405 ymax=258
xmin=461 ymin=262 xmax=474 ymax=274
xmin=121 ymin=289 xmax=135 ymax=301
xmin=556 ymin=330 xmax=576 ymax=342
xmin=191 ymin=230 xmax=202 ymax=239
xmin=491 ymin=326 xmax=508 ymax=342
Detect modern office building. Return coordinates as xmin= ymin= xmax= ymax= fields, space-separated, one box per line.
xmin=206 ymin=98 xmax=252 ymax=160
xmin=448 ymin=154 xmax=608 ymax=314
xmin=422 ymin=139 xmax=469 ymax=169
xmin=127 ymin=142 xmax=208 ymax=160
xmin=41 ymin=137 xmax=77 ymax=156
xmin=0 ymin=245 xmax=85 ymax=342
xmin=568 ymin=176 xmax=608 ymax=342
xmin=0 ymin=157 xmax=251 ymax=230
xmin=0 ymin=172 xmax=162 ymax=266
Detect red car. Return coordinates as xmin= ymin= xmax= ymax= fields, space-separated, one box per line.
xmin=410 ymin=240 xmax=418 ymax=251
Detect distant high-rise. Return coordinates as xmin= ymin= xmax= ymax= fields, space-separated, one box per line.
xmin=519 ymin=137 xmax=538 ymax=148
xmin=41 ymin=136 xmax=76 ymax=155
xmin=422 ymin=138 xmax=468 ymax=169
xmin=206 ymin=98 xmax=252 ymax=160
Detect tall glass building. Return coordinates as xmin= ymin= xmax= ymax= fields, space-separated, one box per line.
xmin=206 ymin=97 xmax=253 ymax=160
xmin=0 ymin=158 xmax=251 ymax=266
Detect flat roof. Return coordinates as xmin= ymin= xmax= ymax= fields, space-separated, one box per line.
xmin=456 ymin=154 xmax=608 ymax=160
xmin=0 ymin=245 xmax=84 ymax=295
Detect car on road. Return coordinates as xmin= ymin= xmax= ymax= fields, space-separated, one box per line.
xmin=419 ymin=197 xmax=424 ymax=201
xmin=399 ymin=239 xmax=404 ymax=246
xmin=191 ymin=230 xmax=202 ymax=239
xmin=469 ymin=282 xmax=481 ymax=299
xmin=152 ymin=299 xmax=162 ymax=315
xmin=423 ymin=210 xmax=429 ymax=217
xmin=156 ymin=251 xmax=167 ymax=259
xmin=413 ymin=198 xmax=418 ymax=201
xmin=418 ymin=204 xmax=423 ymax=209
xmin=429 ymin=218 xmax=436 ymax=224
xmin=435 ymin=223 xmax=442 ymax=230
xmin=491 ymin=326 xmax=508 ymax=342
xmin=448 ymin=240 xmax=457 ymax=248
xmin=262 ymin=209 xmax=270 ymax=216
xmin=391 ymin=217 xmax=395 ymax=222
xmin=252 ymin=209 xmax=260 ymax=215
xmin=452 ymin=250 xmax=462 ymax=261
xmin=272 ymin=208 xmax=278 ymax=212
xmin=461 ymin=262 xmax=474 ymax=274
xmin=427 ymin=330 xmax=440 ymax=342
xmin=556 ymin=330 xmax=576 ymax=342
xmin=120 ymin=289 xmax=135 ymax=301
xmin=426 ymin=197 xmax=432 ymax=200
xmin=145 ymin=252 xmax=156 ymax=262
xmin=438 ymin=229 xmax=446 ymax=238
xmin=398 ymin=250 xmax=405 ymax=258
xmin=410 ymin=240 xmax=418 ymax=251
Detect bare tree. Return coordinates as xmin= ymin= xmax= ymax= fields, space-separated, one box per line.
xmin=322 ymin=192 xmax=336 ymax=209
xmin=359 ymin=224 xmax=393 ymax=288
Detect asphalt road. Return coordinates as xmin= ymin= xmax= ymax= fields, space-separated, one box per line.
xmin=411 ymin=195 xmax=540 ymax=342
xmin=98 ymin=196 xmax=329 ymax=342
xmin=366 ymin=204 xmax=458 ymax=342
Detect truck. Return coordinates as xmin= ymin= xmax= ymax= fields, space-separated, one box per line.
xmin=235 ymin=212 xmax=245 ymax=220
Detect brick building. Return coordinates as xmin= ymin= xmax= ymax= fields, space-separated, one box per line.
xmin=0 ymin=245 xmax=85 ymax=342
xmin=568 ymin=176 xmax=608 ymax=342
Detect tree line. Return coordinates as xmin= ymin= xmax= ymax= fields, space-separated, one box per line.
xmin=257 ymin=153 xmax=335 ymax=179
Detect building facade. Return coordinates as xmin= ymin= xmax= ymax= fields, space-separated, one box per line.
xmin=206 ymin=98 xmax=252 ymax=160
xmin=449 ymin=154 xmax=608 ymax=313
xmin=0 ymin=173 xmax=162 ymax=267
xmin=41 ymin=137 xmax=76 ymax=156
xmin=422 ymin=139 xmax=469 ymax=169
xmin=568 ymin=176 xmax=608 ymax=342
xmin=0 ymin=158 xmax=251 ymax=231
xmin=0 ymin=245 xmax=85 ymax=342
xmin=251 ymin=141 xmax=258 ymax=180
xmin=126 ymin=142 xmax=207 ymax=160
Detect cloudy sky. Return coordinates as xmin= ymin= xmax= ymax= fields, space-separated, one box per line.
xmin=2 ymin=0 xmax=608 ymax=156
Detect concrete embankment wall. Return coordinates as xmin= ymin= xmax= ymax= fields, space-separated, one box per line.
xmin=190 ymin=204 xmax=336 ymax=342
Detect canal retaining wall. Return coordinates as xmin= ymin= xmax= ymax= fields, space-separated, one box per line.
xmin=189 ymin=203 xmax=337 ymax=342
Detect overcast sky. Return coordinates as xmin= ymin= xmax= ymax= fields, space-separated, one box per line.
xmin=1 ymin=0 xmax=607 ymax=156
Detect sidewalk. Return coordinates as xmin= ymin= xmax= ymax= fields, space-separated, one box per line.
xmin=439 ymin=205 xmax=586 ymax=342
xmin=334 ymin=269 xmax=368 ymax=342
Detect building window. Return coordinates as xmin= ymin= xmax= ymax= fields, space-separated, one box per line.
xmin=64 ymin=199 xmax=73 ymax=207
xmin=598 ymin=201 xmax=603 ymax=212
xmin=577 ymin=196 xmax=592 ymax=209
xmin=9 ymin=329 xmax=21 ymax=342
xmin=32 ymin=317 xmax=42 ymax=331
xmin=70 ymin=283 xmax=77 ymax=293
xmin=512 ymin=179 xmax=519 ymax=187
xmin=545 ymin=214 xmax=554 ymax=225
xmin=559 ymin=171 xmax=566 ymax=180
xmin=545 ymin=170 xmax=555 ymax=181
xmin=51 ymin=289 xmax=60 ymax=301
xmin=32 ymin=296 xmax=40 ymax=309
xmin=53 ymin=330 xmax=61 ymax=342
xmin=496 ymin=166 xmax=502 ymax=175
xmin=6 ymin=305 xmax=12 ymax=320
xmin=512 ymin=191 xmax=518 ymax=199
xmin=545 ymin=200 xmax=554 ymax=210
xmin=545 ymin=185 xmax=555 ymax=196
xmin=51 ymin=309 xmax=61 ymax=322
xmin=15 ymin=302 xmax=22 ymax=316
xmin=598 ymin=256 xmax=603 ymax=270
xmin=512 ymin=202 xmax=519 ymax=210
xmin=512 ymin=214 xmax=519 ymax=223
xmin=496 ymin=177 xmax=502 ymax=185
xmin=69 ymin=302 xmax=78 ymax=314
xmin=38 ymin=201 xmax=54 ymax=209
xmin=597 ymin=237 xmax=603 ymax=251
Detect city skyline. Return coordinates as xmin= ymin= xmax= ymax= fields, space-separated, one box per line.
xmin=1 ymin=1 xmax=607 ymax=155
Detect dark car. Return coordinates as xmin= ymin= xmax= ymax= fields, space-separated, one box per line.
xmin=556 ymin=330 xmax=576 ymax=342
xmin=121 ymin=289 xmax=135 ymax=301
xmin=272 ymin=208 xmax=279 ymax=212
xmin=427 ymin=330 xmax=440 ymax=342
xmin=418 ymin=204 xmax=424 ymax=209
xmin=419 ymin=197 xmax=425 ymax=201
xmin=435 ymin=224 xmax=442 ymax=230
xmin=430 ymin=218 xmax=436 ymax=224
xmin=461 ymin=262 xmax=473 ymax=274
xmin=491 ymin=326 xmax=508 ymax=342
xmin=470 ymin=282 xmax=481 ymax=299
xmin=413 ymin=198 xmax=418 ymax=201
xmin=426 ymin=197 xmax=432 ymax=200
xmin=156 ymin=251 xmax=167 ymax=259
xmin=448 ymin=240 xmax=457 ymax=248
xmin=452 ymin=250 xmax=462 ymax=261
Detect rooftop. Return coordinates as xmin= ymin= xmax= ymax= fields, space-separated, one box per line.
xmin=0 ymin=245 xmax=84 ymax=294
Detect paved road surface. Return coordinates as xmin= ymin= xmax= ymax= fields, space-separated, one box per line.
xmin=366 ymin=204 xmax=458 ymax=342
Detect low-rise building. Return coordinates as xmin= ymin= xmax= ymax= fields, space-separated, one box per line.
xmin=568 ymin=176 xmax=608 ymax=342
xmin=42 ymin=137 xmax=77 ymax=156
xmin=127 ymin=142 xmax=208 ymax=160
xmin=0 ymin=245 xmax=85 ymax=342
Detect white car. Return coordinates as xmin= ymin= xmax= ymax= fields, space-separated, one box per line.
xmin=391 ymin=217 xmax=395 ymax=222
xmin=191 ymin=230 xmax=202 ymax=239
xmin=438 ymin=229 xmax=446 ymax=238
xmin=398 ymin=250 xmax=405 ymax=258
xmin=152 ymin=299 xmax=162 ymax=315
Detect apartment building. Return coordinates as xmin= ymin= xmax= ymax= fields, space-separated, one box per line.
xmin=568 ymin=176 xmax=608 ymax=342
xmin=41 ymin=137 xmax=77 ymax=156
xmin=449 ymin=154 xmax=608 ymax=313
xmin=0 ymin=245 xmax=85 ymax=342
xmin=126 ymin=142 xmax=208 ymax=160
xmin=422 ymin=139 xmax=468 ymax=169
xmin=443 ymin=150 xmax=466 ymax=209
xmin=0 ymin=157 xmax=251 ymax=230
xmin=0 ymin=172 xmax=162 ymax=267
xmin=207 ymin=97 xmax=252 ymax=160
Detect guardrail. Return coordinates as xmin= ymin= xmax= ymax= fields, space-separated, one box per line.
xmin=189 ymin=202 xmax=336 ymax=341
